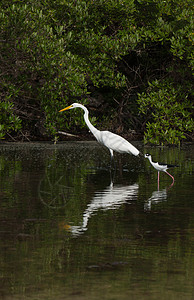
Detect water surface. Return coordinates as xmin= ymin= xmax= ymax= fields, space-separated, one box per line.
xmin=0 ymin=141 xmax=193 ymax=300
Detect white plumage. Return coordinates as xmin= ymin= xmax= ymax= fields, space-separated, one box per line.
xmin=59 ymin=103 xmax=140 ymax=159
xmin=145 ymin=153 xmax=178 ymax=184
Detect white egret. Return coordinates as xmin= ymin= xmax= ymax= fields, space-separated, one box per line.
xmin=145 ymin=153 xmax=178 ymax=184
xmin=59 ymin=103 xmax=141 ymax=161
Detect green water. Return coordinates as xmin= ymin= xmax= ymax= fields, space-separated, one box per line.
xmin=0 ymin=141 xmax=193 ymax=300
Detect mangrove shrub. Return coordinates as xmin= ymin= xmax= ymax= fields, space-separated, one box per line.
xmin=0 ymin=0 xmax=193 ymax=143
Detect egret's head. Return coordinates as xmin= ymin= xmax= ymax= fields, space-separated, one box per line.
xmin=59 ymin=103 xmax=83 ymax=112
xmin=145 ymin=153 xmax=151 ymax=159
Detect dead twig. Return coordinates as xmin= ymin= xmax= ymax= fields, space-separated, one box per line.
xmin=58 ymin=131 xmax=79 ymax=138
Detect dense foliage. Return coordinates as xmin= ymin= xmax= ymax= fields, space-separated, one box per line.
xmin=0 ymin=0 xmax=193 ymax=144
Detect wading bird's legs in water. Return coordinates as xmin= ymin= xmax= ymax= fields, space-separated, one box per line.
xmin=109 ymin=168 xmax=116 ymax=185
xmin=165 ymin=171 xmax=175 ymax=183
xmin=166 ymin=181 xmax=174 ymax=191
xmin=157 ymin=171 xmax=160 ymax=190
xmin=109 ymin=149 xmax=116 ymax=170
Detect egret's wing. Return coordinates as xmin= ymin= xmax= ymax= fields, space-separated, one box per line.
xmin=99 ymin=131 xmax=139 ymax=156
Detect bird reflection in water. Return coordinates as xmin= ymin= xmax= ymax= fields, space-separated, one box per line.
xmin=144 ymin=182 xmax=174 ymax=212
xmin=65 ymin=180 xmax=139 ymax=237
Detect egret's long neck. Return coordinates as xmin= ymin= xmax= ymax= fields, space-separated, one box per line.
xmin=82 ymin=106 xmax=99 ymax=137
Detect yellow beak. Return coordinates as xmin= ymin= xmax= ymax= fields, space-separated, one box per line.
xmin=59 ymin=105 xmax=73 ymax=112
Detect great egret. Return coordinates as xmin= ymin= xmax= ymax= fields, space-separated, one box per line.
xmin=145 ymin=153 xmax=178 ymax=184
xmin=59 ymin=103 xmax=141 ymax=161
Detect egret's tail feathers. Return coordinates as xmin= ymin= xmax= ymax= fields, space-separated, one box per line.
xmin=130 ymin=147 xmax=140 ymax=157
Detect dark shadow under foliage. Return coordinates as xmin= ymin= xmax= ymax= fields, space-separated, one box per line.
xmin=0 ymin=0 xmax=193 ymax=144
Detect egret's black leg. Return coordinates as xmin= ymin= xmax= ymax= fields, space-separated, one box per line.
xmin=109 ymin=149 xmax=116 ymax=170
xmin=110 ymin=167 xmax=116 ymax=185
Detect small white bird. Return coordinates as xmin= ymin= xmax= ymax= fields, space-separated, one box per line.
xmin=59 ymin=103 xmax=141 ymax=162
xmin=145 ymin=153 xmax=178 ymax=184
